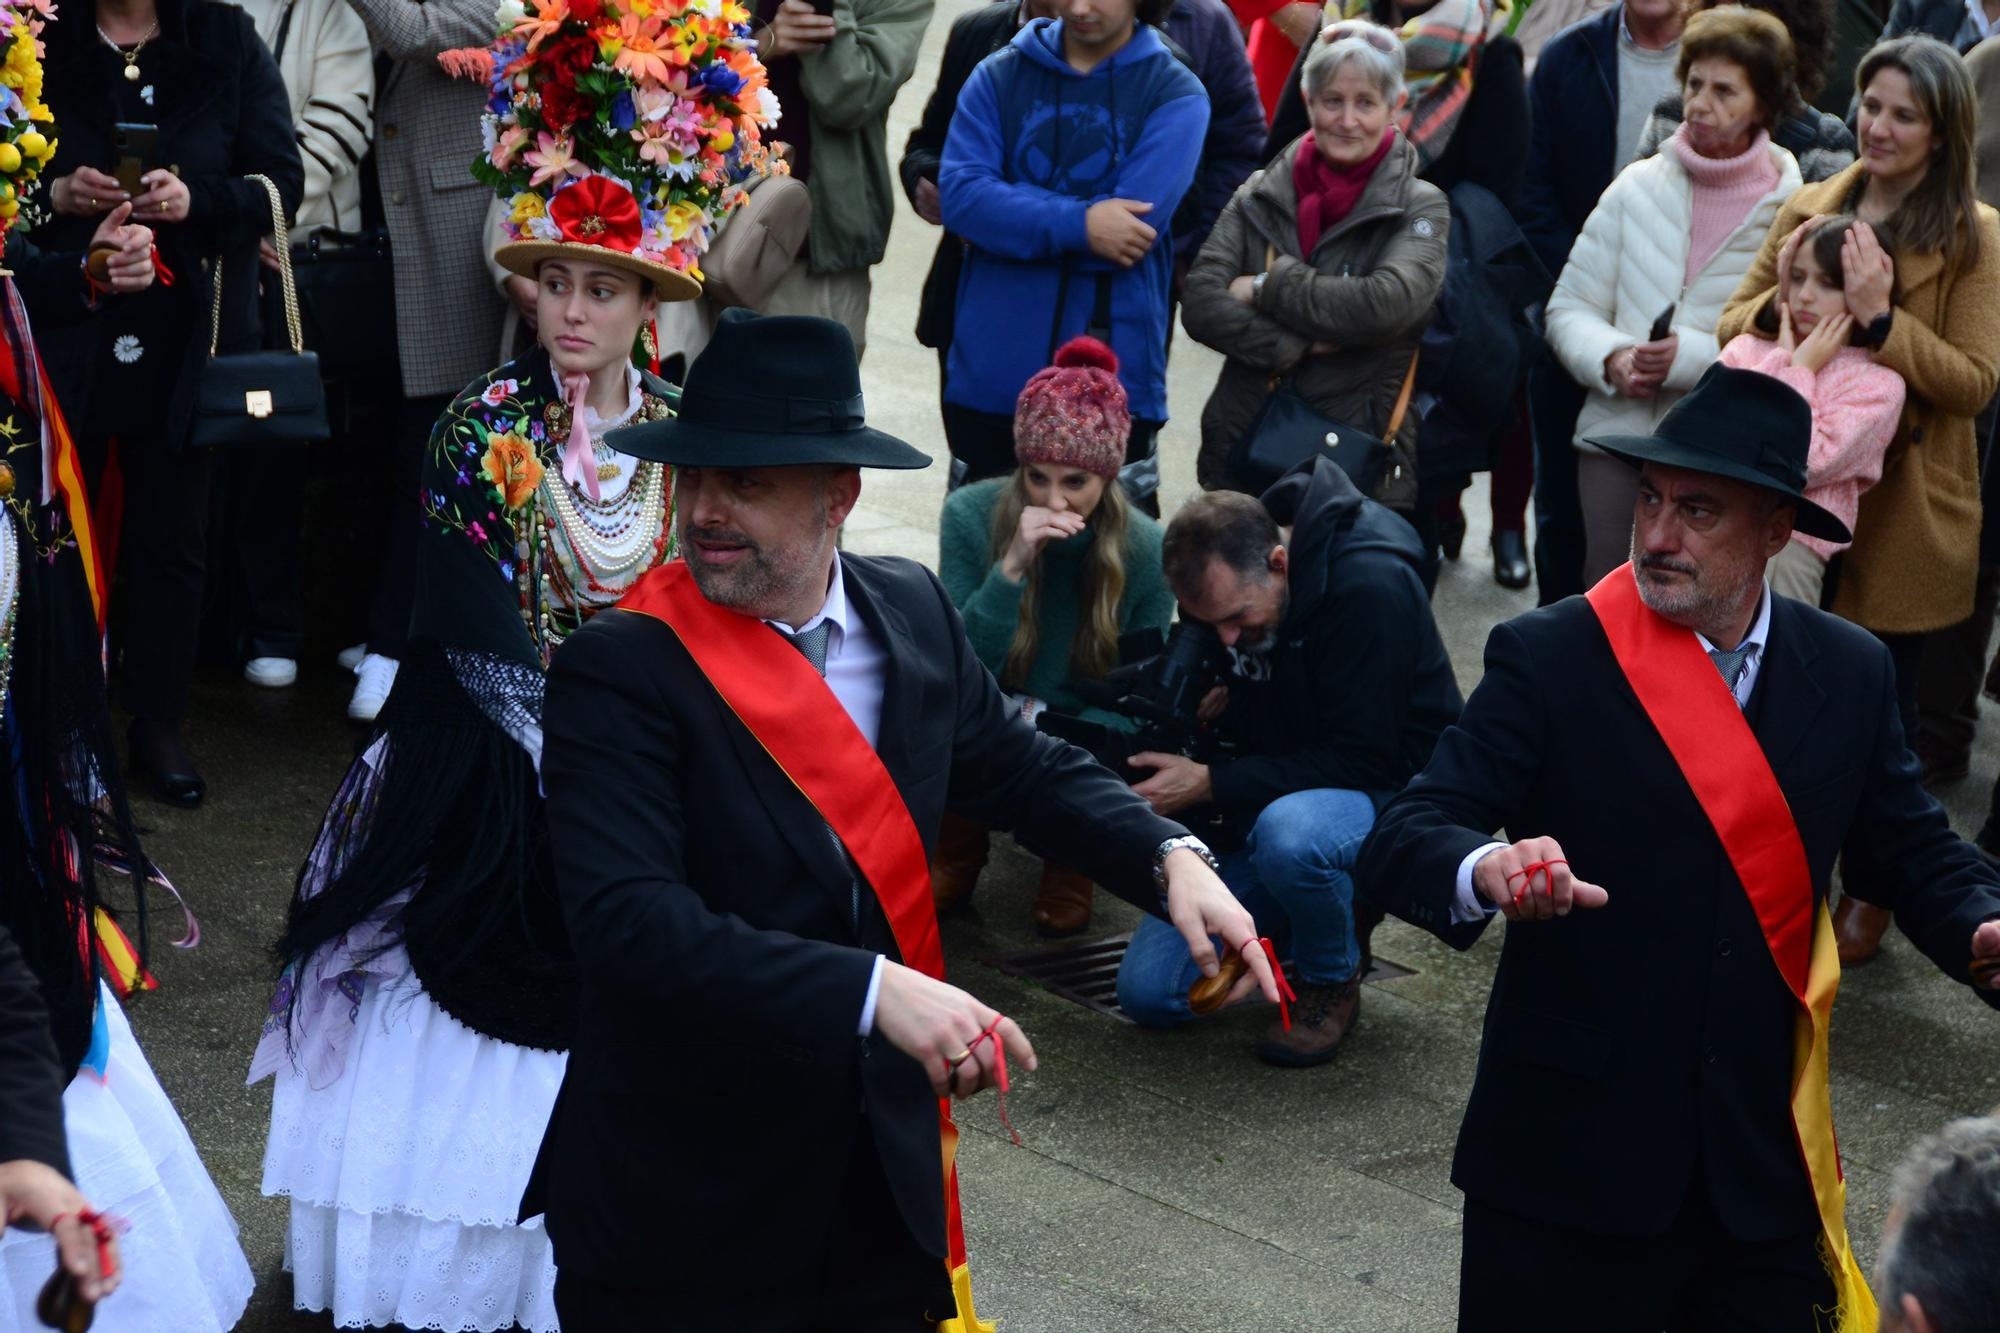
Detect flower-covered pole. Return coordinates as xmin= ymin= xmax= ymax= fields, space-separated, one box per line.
xmin=0 ymin=0 xmax=59 ymax=261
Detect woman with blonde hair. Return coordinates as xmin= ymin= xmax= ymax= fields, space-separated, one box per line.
xmin=1718 ymin=32 xmax=2000 ymax=962
xmin=935 ymin=337 xmax=1174 ymax=936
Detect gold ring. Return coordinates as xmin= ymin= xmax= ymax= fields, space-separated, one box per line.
xmin=945 ymin=1048 xmax=972 ymax=1067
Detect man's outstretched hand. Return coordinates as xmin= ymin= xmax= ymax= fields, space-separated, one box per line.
xmin=1972 ymin=919 xmax=2000 ymax=991
xmin=873 ymin=962 xmax=1036 ymax=1099
xmin=1162 ymin=848 xmax=1282 ymax=1008
xmin=1473 ymin=837 xmax=1608 ymax=922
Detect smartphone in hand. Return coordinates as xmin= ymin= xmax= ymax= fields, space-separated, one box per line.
xmin=111 ymin=122 xmax=159 ymax=198
xmin=1647 ymin=303 xmax=1676 ymax=343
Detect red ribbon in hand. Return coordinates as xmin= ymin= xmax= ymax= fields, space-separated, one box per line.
xmin=964 ymin=1016 xmax=1022 ymax=1147
xmin=1247 ymin=937 xmax=1299 ymax=1030
xmin=1507 ymin=858 xmax=1569 ymax=908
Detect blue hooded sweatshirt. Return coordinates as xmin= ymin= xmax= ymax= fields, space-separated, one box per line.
xmin=939 ymin=19 xmax=1207 ymax=423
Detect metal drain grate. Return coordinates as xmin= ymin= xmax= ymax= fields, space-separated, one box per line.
xmin=990 ymin=933 xmax=1414 ymax=1023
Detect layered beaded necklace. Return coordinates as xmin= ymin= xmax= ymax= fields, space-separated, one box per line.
xmin=518 ymin=386 xmax=673 ymax=662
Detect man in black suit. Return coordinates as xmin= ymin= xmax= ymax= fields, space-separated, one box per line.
xmin=1357 ymin=364 xmax=2000 ymax=1330
xmin=525 ymin=310 xmax=1279 ymax=1329
xmin=0 ymin=925 xmax=119 ymax=1304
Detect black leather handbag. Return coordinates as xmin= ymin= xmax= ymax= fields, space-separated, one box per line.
xmin=1229 ymin=243 xmax=1417 ymax=497
xmin=191 ymin=174 xmax=331 ymax=447
xmin=1234 ymin=352 xmax=1416 ymax=497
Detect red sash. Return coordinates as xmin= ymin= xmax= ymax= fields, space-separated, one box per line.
xmin=1587 ymin=565 xmax=1872 ymax=1329
xmin=619 ymin=561 xmax=994 ymax=1333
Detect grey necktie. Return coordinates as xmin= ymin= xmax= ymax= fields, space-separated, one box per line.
xmin=785 ymin=622 xmax=859 ymax=929
xmin=1710 ymin=645 xmax=1751 ymax=693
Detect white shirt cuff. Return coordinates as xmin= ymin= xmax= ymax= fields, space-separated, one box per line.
xmin=1452 ymin=842 xmax=1507 ymax=924
xmin=858 ymin=954 xmax=885 ymax=1036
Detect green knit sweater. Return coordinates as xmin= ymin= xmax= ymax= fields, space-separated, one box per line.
xmin=938 ymin=478 xmax=1174 ymax=722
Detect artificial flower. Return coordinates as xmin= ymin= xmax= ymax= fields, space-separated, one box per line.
xmin=493 ymin=123 xmax=531 ymax=170
xmin=611 ymin=13 xmax=675 ymax=82
xmin=523 ymin=130 xmax=589 ymax=186
xmin=540 ymin=80 xmax=590 ymax=131
xmin=482 ymin=431 xmax=543 ymax=511
xmin=509 ymin=190 xmax=547 ymax=225
xmin=481 ymin=377 xmax=522 ymax=407
xmin=512 ymin=0 xmax=571 ymax=51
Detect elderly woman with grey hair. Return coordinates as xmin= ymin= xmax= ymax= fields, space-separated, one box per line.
xmin=1182 ymin=19 xmax=1449 ymax=507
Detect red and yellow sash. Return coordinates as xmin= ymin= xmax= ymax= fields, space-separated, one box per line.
xmin=620 ymin=562 xmax=995 ymax=1332
xmin=1587 ymin=565 xmax=1873 ymax=1331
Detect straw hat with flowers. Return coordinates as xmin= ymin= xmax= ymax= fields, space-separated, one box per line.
xmin=443 ymin=0 xmax=783 ymax=299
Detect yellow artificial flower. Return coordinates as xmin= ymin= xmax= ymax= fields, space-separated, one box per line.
xmin=664 ymin=199 xmax=702 ymax=240
xmin=508 ymin=191 xmax=546 ymax=225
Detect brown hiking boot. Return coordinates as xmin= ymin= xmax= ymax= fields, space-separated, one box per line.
xmin=1031 ymin=862 xmax=1094 ymax=937
xmin=931 ymin=813 xmax=989 ymax=914
xmin=1255 ymin=977 xmax=1361 ymax=1068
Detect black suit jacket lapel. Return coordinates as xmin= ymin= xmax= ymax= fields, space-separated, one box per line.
xmin=1748 ymin=596 xmax=1826 ymax=788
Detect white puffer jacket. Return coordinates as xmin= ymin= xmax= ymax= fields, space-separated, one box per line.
xmin=1545 ymin=137 xmax=1801 ymax=452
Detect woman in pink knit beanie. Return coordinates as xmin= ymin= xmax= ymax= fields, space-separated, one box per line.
xmin=932 ymin=338 xmax=1174 ymax=936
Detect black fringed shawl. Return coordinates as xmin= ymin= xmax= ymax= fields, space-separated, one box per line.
xmin=275 ymin=347 xmax=672 ymax=1051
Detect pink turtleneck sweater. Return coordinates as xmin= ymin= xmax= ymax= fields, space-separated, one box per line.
xmin=1672 ymin=124 xmax=1779 ymax=284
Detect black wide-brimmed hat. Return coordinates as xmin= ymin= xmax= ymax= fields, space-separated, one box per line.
xmin=605 ymin=309 xmax=931 ymax=470
xmin=1585 ymin=363 xmax=1852 ymax=544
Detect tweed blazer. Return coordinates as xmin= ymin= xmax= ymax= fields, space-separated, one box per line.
xmin=348 ymin=0 xmax=507 ymax=397
xmin=1717 ymin=163 xmax=2000 ymax=634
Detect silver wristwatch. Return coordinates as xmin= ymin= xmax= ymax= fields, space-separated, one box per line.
xmin=1152 ymin=834 xmax=1221 ymax=890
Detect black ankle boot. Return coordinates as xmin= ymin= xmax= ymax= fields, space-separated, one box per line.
xmin=128 ymin=719 xmax=206 ymax=808
xmin=1492 ymin=529 xmax=1531 ymax=590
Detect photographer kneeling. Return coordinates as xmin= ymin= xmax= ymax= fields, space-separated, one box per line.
xmin=1115 ymin=458 xmax=1461 ymax=1065
xmin=936 ymin=337 xmax=1175 ymax=936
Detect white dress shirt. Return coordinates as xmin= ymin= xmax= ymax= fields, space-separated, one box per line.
xmin=763 ymin=557 xmax=892 ymax=1033
xmin=1450 ymin=585 xmax=1773 ymax=923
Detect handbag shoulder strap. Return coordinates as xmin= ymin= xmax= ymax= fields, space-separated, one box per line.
xmin=209 ymin=174 xmax=303 ymax=357
xmin=1385 ymin=349 xmax=1419 ymax=439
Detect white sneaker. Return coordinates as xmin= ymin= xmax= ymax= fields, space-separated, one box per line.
xmin=243 ymin=656 xmax=298 ymax=688
xmin=336 ymin=643 xmax=367 ymax=672
xmin=347 ymin=653 xmax=398 ymax=722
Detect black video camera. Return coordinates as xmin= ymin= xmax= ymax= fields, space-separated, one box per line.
xmin=1035 ymin=619 xmax=1233 ymax=772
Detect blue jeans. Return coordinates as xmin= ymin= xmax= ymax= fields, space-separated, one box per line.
xmin=1116 ymin=788 xmax=1375 ymax=1028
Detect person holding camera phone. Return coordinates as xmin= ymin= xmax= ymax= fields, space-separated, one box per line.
xmin=1113 ymin=455 xmax=1461 ymax=1066
xmin=935 ymin=336 xmax=1174 ymax=937
xmin=31 ymin=0 xmax=303 ymax=808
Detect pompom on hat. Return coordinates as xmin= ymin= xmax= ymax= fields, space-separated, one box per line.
xmin=1013 ymin=336 xmax=1130 ymax=480
xmin=441 ymin=0 xmax=787 ymax=299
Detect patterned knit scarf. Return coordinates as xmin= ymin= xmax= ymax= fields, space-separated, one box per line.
xmin=1336 ymin=0 xmax=1507 ymax=171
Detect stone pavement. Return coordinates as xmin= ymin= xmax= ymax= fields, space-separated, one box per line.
xmin=112 ymin=2 xmax=2000 ymax=1327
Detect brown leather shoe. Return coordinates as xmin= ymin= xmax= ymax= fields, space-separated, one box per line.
xmin=931 ymin=813 xmax=989 ymax=914
xmin=1833 ymin=894 xmax=1891 ymax=966
xmin=1031 ymin=862 xmax=1094 ymax=938
xmin=1256 ymin=978 xmax=1361 ymax=1068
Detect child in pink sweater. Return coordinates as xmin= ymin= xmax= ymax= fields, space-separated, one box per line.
xmin=1718 ymin=214 xmax=1905 ymax=608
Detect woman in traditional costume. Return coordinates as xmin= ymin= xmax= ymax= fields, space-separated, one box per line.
xmin=250 ymin=0 xmax=780 ymax=1325
xmin=0 ymin=60 xmax=255 ymax=1321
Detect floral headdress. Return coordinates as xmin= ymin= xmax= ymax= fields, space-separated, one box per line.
xmin=442 ymin=0 xmax=782 ymax=298
xmin=0 ymin=0 xmax=56 ymax=260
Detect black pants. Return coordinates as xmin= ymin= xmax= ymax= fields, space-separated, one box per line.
xmin=78 ymin=433 xmax=216 ymax=725
xmin=1528 ymin=355 xmax=1587 ymax=607
xmin=225 ymin=445 xmax=308 ymax=659
xmin=363 ymin=390 xmax=454 ymax=656
xmin=1880 ymin=630 xmax=1925 ymax=746
xmin=942 ymin=402 xmax=1162 ymax=517
xmin=1457 ymin=1187 xmax=1833 ymax=1332
xmin=552 ymin=1121 xmax=950 ymax=1330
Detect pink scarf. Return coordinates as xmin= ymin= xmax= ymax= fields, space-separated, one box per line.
xmin=560 ymin=371 xmax=601 ymax=503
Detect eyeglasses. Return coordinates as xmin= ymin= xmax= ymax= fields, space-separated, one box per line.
xmin=1319 ymin=20 xmax=1399 ymax=52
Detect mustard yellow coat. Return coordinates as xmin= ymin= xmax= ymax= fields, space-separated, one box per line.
xmin=1717 ymin=162 xmax=2000 ymax=635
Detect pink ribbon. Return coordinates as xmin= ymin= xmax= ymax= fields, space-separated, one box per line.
xmin=560 ymin=371 xmax=602 ymax=502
